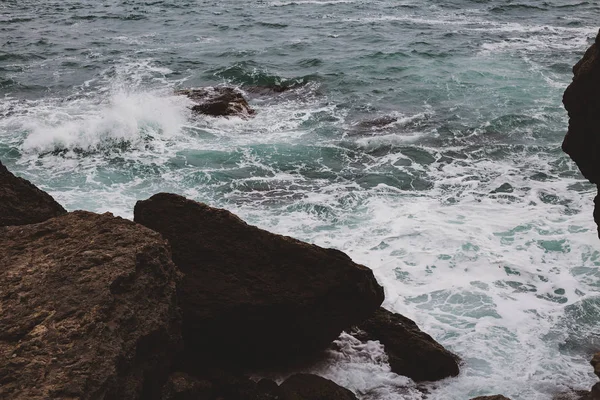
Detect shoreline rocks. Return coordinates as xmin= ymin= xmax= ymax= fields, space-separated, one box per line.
xmin=0 ymin=160 xmax=66 ymax=227
xmin=280 ymin=374 xmax=358 ymax=400
xmin=562 ymin=29 xmax=600 ymax=238
xmin=355 ymin=307 xmax=460 ymax=382
xmin=134 ymin=192 xmax=385 ymax=368
xmin=0 ymin=211 xmax=181 ymax=400
xmin=0 ymin=161 xmax=464 ymax=399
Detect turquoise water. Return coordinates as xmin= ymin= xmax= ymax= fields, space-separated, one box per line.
xmin=1 ymin=1 xmax=599 ymax=398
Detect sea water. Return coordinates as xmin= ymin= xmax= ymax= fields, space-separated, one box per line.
xmin=1 ymin=1 xmax=599 ymax=398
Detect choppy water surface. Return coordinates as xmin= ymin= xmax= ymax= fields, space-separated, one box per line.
xmin=1 ymin=1 xmax=599 ymax=398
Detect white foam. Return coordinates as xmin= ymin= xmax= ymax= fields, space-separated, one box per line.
xmin=19 ymin=90 xmax=190 ymax=153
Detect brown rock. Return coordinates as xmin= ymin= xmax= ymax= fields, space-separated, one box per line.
xmin=0 ymin=160 xmax=66 ymax=227
xmin=591 ymin=353 xmax=600 ymax=378
xmin=592 ymin=383 xmax=600 ymax=400
xmin=177 ymin=87 xmax=255 ymax=118
xmin=0 ymin=211 xmax=181 ymax=400
xmin=356 ymin=307 xmax=459 ymax=382
xmin=280 ymin=374 xmax=357 ymax=400
xmin=161 ymin=372 xmax=282 ymax=400
xmin=553 ymin=390 xmax=594 ymax=400
xmin=134 ymin=193 xmax=384 ymax=368
xmin=562 ymin=30 xmax=600 ymax=238
xmin=161 ymin=372 xmax=213 ymax=400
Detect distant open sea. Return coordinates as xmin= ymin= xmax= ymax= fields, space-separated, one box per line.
xmin=1 ymin=1 xmax=599 ymax=398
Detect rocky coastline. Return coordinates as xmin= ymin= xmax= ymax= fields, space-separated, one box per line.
xmin=1 ymin=28 xmax=599 ymax=400
xmin=0 ymin=160 xmax=459 ymax=399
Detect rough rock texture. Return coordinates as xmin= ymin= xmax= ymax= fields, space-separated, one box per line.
xmin=161 ymin=373 xmax=282 ymax=400
xmin=592 ymin=353 xmax=600 ymax=378
xmin=562 ymin=30 xmax=600 ymax=237
xmin=0 ymin=211 xmax=181 ymax=400
xmin=470 ymin=396 xmax=511 ymax=400
xmin=177 ymin=87 xmax=254 ymax=118
xmin=279 ymin=374 xmax=358 ymax=400
xmin=356 ymin=307 xmax=459 ymax=382
xmin=554 ymin=390 xmax=598 ymax=400
xmin=134 ymin=193 xmax=384 ymax=368
xmin=0 ymin=160 xmax=66 ymax=226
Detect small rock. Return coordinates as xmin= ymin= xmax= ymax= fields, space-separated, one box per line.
xmin=0 ymin=160 xmax=66 ymax=227
xmin=591 ymin=353 xmax=600 ymax=379
xmin=356 ymin=307 xmax=460 ymax=382
xmin=177 ymin=87 xmax=254 ymax=118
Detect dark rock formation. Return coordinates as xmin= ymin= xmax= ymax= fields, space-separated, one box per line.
xmin=470 ymin=396 xmax=511 ymax=400
xmin=0 ymin=211 xmax=181 ymax=400
xmin=177 ymin=87 xmax=255 ymax=118
xmin=245 ymin=81 xmax=307 ymax=96
xmin=0 ymin=160 xmax=66 ymax=227
xmin=162 ymin=372 xmax=213 ymax=400
xmin=592 ymin=353 xmax=600 ymax=378
xmin=160 ymin=372 xmax=356 ymax=400
xmin=553 ymin=390 xmax=597 ymax=400
xmin=562 ymin=29 xmax=600 ymax=237
xmin=356 ymin=307 xmax=459 ymax=382
xmin=134 ymin=193 xmax=384 ymax=368
xmin=279 ymin=374 xmax=358 ymax=400
xmin=161 ymin=372 xmax=283 ymax=400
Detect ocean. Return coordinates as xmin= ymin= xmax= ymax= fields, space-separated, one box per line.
xmin=1 ymin=1 xmax=599 ymax=398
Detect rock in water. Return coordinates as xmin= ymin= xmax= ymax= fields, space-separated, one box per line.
xmin=562 ymin=29 xmax=600 ymax=238
xmin=356 ymin=307 xmax=459 ymax=382
xmin=176 ymin=87 xmax=255 ymax=118
xmin=134 ymin=193 xmax=384 ymax=368
xmin=0 ymin=160 xmax=66 ymax=226
xmin=0 ymin=211 xmax=181 ymax=400
xmin=279 ymin=374 xmax=358 ymax=400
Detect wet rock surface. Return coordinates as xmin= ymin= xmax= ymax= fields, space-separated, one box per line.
xmin=0 ymin=160 xmax=66 ymax=227
xmin=0 ymin=211 xmax=181 ymax=400
xmin=562 ymin=29 xmax=600 ymax=238
xmin=177 ymin=87 xmax=254 ymax=118
xmin=356 ymin=307 xmax=460 ymax=382
xmin=134 ymin=192 xmax=385 ymax=368
xmin=279 ymin=374 xmax=358 ymax=400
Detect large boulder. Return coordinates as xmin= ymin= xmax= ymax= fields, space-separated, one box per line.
xmin=279 ymin=374 xmax=358 ymax=400
xmin=562 ymin=30 xmax=600 ymax=237
xmin=134 ymin=193 xmax=384 ymax=368
xmin=0 ymin=211 xmax=181 ymax=400
xmin=356 ymin=307 xmax=459 ymax=382
xmin=177 ymin=87 xmax=254 ymax=118
xmin=0 ymin=160 xmax=66 ymax=226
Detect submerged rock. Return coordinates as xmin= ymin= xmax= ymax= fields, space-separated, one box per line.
xmin=0 ymin=160 xmax=66 ymax=226
xmin=0 ymin=211 xmax=181 ymax=400
xmin=245 ymin=81 xmax=307 ymax=96
xmin=356 ymin=307 xmax=459 ymax=382
xmin=134 ymin=193 xmax=384 ymax=368
xmin=177 ymin=87 xmax=255 ymax=118
xmin=562 ymin=29 xmax=600 ymax=238
xmin=279 ymin=374 xmax=358 ymax=400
